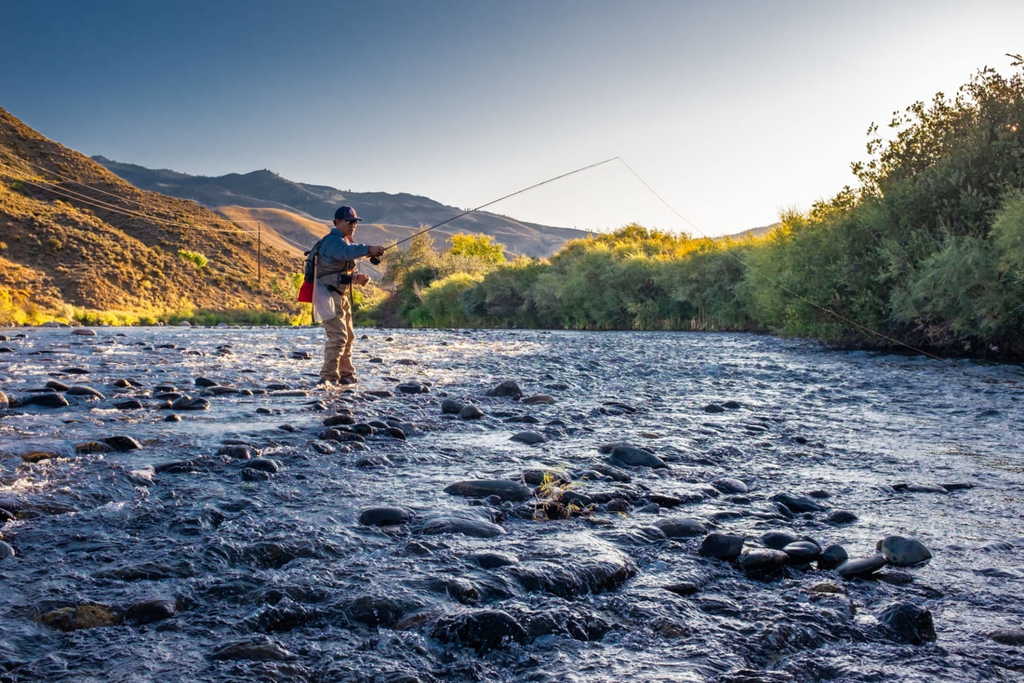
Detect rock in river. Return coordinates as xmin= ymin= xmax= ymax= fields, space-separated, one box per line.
xmin=877 ymin=602 xmax=937 ymax=645
xmin=102 ymin=436 xmax=142 ymax=452
xmin=210 ymin=636 xmax=296 ymax=661
xmin=711 ymin=477 xmax=748 ymax=494
xmin=441 ymin=399 xmax=464 ymax=414
xmin=699 ymin=533 xmax=744 ymax=561
xmin=654 ymin=517 xmax=707 ymax=538
xmin=607 ymin=445 xmax=667 ymax=469
xmin=877 ymin=535 xmax=932 ymax=566
xmin=124 ymin=599 xmax=176 ymax=625
xmin=444 ymin=479 xmax=533 ymax=502
xmin=739 ymin=549 xmax=790 ymax=579
xmin=417 ymin=515 xmax=506 ymax=538
xmin=990 ymin=628 xmax=1024 ymax=646
xmin=487 ymin=380 xmax=523 ymax=399
xmin=358 ymin=506 xmax=412 ymax=526
xmin=19 ymin=393 xmax=70 ymax=409
xmin=837 ymin=555 xmax=887 ymax=579
xmin=432 ymin=609 xmax=528 ymax=651
xmin=771 ymin=492 xmax=826 ymax=513
xmin=504 ymin=551 xmax=636 ymax=597
xmin=0 ymin=541 xmax=15 ymax=561
xmin=782 ymin=540 xmax=821 ymax=564
xmin=459 ymin=404 xmax=484 ymax=420
xmin=817 ymin=544 xmax=849 ymax=570
xmin=510 ymin=430 xmax=546 ymax=445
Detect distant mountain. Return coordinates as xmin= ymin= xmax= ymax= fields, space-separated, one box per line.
xmin=93 ymin=157 xmax=590 ymax=257
xmin=720 ymin=223 xmax=777 ymax=240
xmin=0 ymin=108 xmax=296 ymax=315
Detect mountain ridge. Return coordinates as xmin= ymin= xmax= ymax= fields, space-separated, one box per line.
xmin=93 ymin=156 xmax=592 ymax=257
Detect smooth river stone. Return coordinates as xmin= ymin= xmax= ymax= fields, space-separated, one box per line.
xmin=444 ymin=479 xmax=533 ymax=502
xmin=358 ymin=507 xmax=412 ymax=526
xmin=877 ymin=535 xmax=932 ymax=566
xmin=837 ymin=555 xmax=887 ymax=579
xmin=654 ymin=517 xmax=707 ymax=538
xmin=607 ymin=445 xmax=668 ymax=469
xmin=417 ymin=515 xmax=506 ymax=538
xmin=699 ymin=533 xmax=744 ymax=560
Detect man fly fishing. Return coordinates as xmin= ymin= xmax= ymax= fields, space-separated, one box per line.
xmin=305 ymin=206 xmax=384 ymax=387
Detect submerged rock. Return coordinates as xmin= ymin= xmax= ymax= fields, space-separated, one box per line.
xmin=102 ymin=436 xmax=142 ymax=452
xmin=510 ymin=431 xmax=546 ymax=445
xmin=124 ymin=599 xmax=176 ymax=625
xmin=990 ymin=628 xmax=1024 ymax=646
xmin=761 ymin=530 xmax=800 ymax=549
xmin=699 ymin=533 xmax=744 ymax=561
xmin=782 ymin=540 xmax=821 ymax=564
xmin=344 ymin=594 xmax=421 ymax=628
xmin=827 ymin=510 xmax=859 ymax=525
xmin=210 ymin=636 xmax=296 ymax=661
xmin=358 ymin=507 xmax=412 ymax=526
xmin=739 ymin=549 xmax=790 ymax=579
xmin=837 ymin=555 xmax=887 ymax=579
xmin=418 ymin=515 xmax=506 ymax=538
xmin=0 ymin=541 xmax=14 ymax=561
xmin=441 ymin=399 xmax=464 ymax=414
xmin=877 ymin=602 xmax=937 ymax=645
xmin=505 ymin=551 xmax=637 ymax=597
xmin=654 ymin=517 xmax=707 ymax=538
xmin=877 ymin=535 xmax=932 ymax=566
xmin=432 ymin=609 xmax=528 ymax=651
xmin=19 ymin=393 xmax=70 ymax=409
xmin=607 ymin=445 xmax=667 ymax=469
xmin=771 ymin=492 xmax=826 ymax=513
xmin=444 ymin=479 xmax=533 ymax=502
xmin=817 ymin=544 xmax=849 ymax=570
xmin=466 ymin=551 xmax=519 ymax=569
xmin=487 ymin=380 xmax=523 ymax=399
xmin=711 ymin=477 xmax=748 ymax=494
xmin=458 ymin=404 xmax=484 ymax=420
xmin=39 ymin=604 xmax=121 ymax=631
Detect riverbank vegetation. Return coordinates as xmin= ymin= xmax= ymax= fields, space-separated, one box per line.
xmin=375 ymin=59 xmax=1024 ymax=359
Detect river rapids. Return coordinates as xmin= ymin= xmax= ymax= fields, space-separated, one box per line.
xmin=0 ymin=327 xmax=1021 ymax=681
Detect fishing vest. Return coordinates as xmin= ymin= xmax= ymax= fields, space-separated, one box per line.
xmin=306 ymin=234 xmax=355 ymax=287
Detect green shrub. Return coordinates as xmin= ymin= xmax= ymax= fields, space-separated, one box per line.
xmin=177 ymin=249 xmax=208 ymax=268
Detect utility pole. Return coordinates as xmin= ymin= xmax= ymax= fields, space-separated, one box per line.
xmin=257 ymin=222 xmax=262 ymax=285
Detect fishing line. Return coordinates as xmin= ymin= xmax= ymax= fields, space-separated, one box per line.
xmin=616 ymin=158 xmax=946 ymax=361
xmin=378 ymin=156 xmax=621 ymax=255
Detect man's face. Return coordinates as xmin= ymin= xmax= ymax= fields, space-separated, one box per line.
xmin=334 ymin=219 xmax=357 ymax=238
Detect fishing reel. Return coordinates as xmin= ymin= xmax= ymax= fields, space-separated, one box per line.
xmin=369 ymin=255 xmax=382 ymax=265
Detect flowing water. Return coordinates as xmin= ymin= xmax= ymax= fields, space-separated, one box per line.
xmin=0 ymin=327 xmax=1022 ymax=682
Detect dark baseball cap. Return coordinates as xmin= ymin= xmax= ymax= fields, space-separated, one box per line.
xmin=334 ymin=206 xmax=361 ymax=222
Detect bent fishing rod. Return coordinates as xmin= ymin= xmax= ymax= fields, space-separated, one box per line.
xmin=366 ymin=156 xmax=619 ymax=264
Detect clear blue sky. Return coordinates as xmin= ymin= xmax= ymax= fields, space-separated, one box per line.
xmin=3 ymin=0 xmax=1022 ymax=235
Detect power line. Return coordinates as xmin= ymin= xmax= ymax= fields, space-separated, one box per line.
xmin=2 ymin=165 xmax=256 ymax=235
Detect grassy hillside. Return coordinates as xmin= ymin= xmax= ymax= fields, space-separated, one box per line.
xmin=0 ymin=107 xmax=304 ymax=324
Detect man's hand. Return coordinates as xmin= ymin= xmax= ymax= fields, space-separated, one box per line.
xmin=366 ymin=245 xmax=385 ymax=258
xmin=353 ymin=273 xmax=370 ymax=286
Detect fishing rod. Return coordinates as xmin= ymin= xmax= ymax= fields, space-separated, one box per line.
xmin=366 ymin=156 xmax=619 ymax=264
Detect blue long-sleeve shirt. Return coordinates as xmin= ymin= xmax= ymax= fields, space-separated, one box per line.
xmin=318 ymin=227 xmax=369 ymax=264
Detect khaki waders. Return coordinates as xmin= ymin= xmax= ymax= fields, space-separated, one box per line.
xmin=320 ymin=287 xmax=355 ymax=383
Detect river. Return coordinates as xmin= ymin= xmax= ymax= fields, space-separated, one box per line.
xmin=0 ymin=327 xmax=1021 ymax=681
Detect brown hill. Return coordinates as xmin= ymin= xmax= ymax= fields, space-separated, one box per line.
xmin=0 ymin=107 xmax=301 ymax=319
xmin=94 ymin=157 xmax=590 ymax=258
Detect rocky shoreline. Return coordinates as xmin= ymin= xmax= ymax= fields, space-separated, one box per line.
xmin=0 ymin=327 xmax=1022 ymax=680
